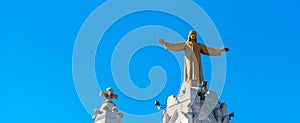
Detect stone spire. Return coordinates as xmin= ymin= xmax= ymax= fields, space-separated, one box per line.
xmin=92 ymin=87 xmax=124 ymax=123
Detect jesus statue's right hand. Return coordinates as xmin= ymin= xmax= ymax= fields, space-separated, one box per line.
xmin=222 ymin=47 xmax=230 ymax=52
xmin=159 ymin=38 xmax=165 ymax=45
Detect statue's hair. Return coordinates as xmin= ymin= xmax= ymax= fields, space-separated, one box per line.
xmin=188 ymin=30 xmax=197 ymax=43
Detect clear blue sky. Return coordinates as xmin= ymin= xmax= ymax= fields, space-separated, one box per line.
xmin=1 ymin=0 xmax=299 ymax=123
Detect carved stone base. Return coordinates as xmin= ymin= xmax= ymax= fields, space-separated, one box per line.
xmin=163 ymin=85 xmax=228 ymax=123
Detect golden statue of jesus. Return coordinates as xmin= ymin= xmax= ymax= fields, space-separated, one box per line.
xmin=159 ymin=30 xmax=229 ymax=87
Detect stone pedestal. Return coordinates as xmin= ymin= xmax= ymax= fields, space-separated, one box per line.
xmin=163 ymin=81 xmax=229 ymax=123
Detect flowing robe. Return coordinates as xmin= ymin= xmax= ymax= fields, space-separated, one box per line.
xmin=163 ymin=41 xmax=223 ymax=83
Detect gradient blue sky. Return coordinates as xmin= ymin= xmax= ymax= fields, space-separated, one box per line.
xmin=1 ymin=0 xmax=300 ymax=123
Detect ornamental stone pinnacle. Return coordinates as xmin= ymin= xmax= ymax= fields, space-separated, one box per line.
xmin=92 ymin=87 xmax=124 ymax=123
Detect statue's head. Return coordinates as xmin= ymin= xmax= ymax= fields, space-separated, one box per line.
xmin=106 ymin=87 xmax=113 ymax=95
xmin=188 ymin=30 xmax=197 ymax=43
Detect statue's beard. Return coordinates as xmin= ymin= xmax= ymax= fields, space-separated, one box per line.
xmin=189 ymin=39 xmax=196 ymax=43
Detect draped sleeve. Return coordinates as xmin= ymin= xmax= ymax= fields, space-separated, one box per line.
xmin=163 ymin=42 xmax=186 ymax=51
xmin=199 ymin=43 xmax=222 ymax=56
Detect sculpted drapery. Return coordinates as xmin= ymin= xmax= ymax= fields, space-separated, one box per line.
xmin=159 ymin=31 xmax=228 ymax=84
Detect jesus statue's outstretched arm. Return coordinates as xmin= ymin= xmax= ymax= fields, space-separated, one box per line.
xmin=199 ymin=43 xmax=229 ymax=56
xmin=159 ymin=38 xmax=185 ymax=51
